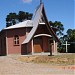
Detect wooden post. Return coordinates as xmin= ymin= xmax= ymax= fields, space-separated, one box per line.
xmin=55 ymin=42 xmax=57 ymax=54
xmin=32 ymin=39 xmax=34 ymax=55
xmin=48 ymin=39 xmax=52 ymax=56
xmin=53 ymin=40 xmax=56 ymax=54
xmin=50 ymin=44 xmax=52 ymax=56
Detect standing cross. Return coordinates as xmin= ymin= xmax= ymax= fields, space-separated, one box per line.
xmin=62 ymin=41 xmax=70 ymax=53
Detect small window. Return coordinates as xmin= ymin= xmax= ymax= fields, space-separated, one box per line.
xmin=14 ymin=35 xmax=19 ymax=45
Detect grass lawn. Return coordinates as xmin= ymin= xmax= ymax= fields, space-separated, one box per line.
xmin=19 ymin=53 xmax=75 ymax=65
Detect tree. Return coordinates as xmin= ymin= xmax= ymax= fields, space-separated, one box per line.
xmin=59 ymin=29 xmax=75 ymax=53
xmin=6 ymin=11 xmax=33 ymax=27
xmin=59 ymin=29 xmax=75 ymax=43
xmin=67 ymin=29 xmax=75 ymax=53
xmin=67 ymin=29 xmax=73 ymax=37
xmin=6 ymin=13 xmax=17 ymax=27
xmin=18 ymin=11 xmax=33 ymax=22
xmin=49 ymin=21 xmax=64 ymax=36
xmin=67 ymin=29 xmax=75 ymax=42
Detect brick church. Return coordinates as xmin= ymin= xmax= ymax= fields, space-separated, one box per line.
xmin=0 ymin=3 xmax=61 ymax=55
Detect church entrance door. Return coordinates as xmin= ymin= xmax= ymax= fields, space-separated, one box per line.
xmin=33 ymin=37 xmax=43 ymax=53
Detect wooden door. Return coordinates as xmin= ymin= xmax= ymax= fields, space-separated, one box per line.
xmin=34 ymin=37 xmax=43 ymax=53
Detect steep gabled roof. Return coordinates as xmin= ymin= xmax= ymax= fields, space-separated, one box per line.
xmin=22 ymin=4 xmax=43 ymax=44
xmin=22 ymin=3 xmax=61 ymax=44
xmin=4 ymin=20 xmax=33 ymax=30
xmin=42 ymin=4 xmax=61 ymax=43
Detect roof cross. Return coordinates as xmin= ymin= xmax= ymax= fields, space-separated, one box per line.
xmin=40 ymin=0 xmax=42 ymax=4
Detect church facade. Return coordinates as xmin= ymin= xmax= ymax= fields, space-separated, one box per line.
xmin=0 ymin=3 xmax=60 ymax=55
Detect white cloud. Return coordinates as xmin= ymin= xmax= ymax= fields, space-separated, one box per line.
xmin=22 ymin=0 xmax=32 ymax=3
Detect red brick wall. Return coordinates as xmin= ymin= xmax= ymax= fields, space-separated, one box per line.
xmin=27 ymin=41 xmax=32 ymax=53
xmin=21 ymin=41 xmax=32 ymax=55
xmin=7 ymin=28 xmax=26 ymax=54
xmin=21 ymin=44 xmax=27 ymax=55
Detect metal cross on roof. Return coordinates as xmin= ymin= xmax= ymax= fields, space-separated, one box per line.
xmin=62 ymin=41 xmax=70 ymax=53
xmin=40 ymin=0 xmax=42 ymax=4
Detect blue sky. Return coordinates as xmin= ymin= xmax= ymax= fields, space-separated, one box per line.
xmin=0 ymin=0 xmax=74 ymax=35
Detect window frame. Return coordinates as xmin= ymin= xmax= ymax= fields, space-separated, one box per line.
xmin=13 ymin=35 xmax=20 ymax=46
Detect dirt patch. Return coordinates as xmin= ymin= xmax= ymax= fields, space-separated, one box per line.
xmin=0 ymin=54 xmax=74 ymax=75
xmin=19 ymin=56 xmax=38 ymax=62
xmin=19 ymin=54 xmax=75 ymax=65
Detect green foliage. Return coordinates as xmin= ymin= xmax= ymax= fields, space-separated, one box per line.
xmin=58 ymin=45 xmax=65 ymax=53
xmin=6 ymin=11 xmax=33 ymax=27
xmin=18 ymin=11 xmax=33 ymax=22
xmin=68 ymin=29 xmax=75 ymax=42
xmin=65 ymin=29 xmax=75 ymax=42
xmin=6 ymin=13 xmax=17 ymax=27
xmin=49 ymin=21 xmax=65 ymax=53
xmin=59 ymin=29 xmax=75 ymax=53
xmin=49 ymin=21 xmax=64 ymax=36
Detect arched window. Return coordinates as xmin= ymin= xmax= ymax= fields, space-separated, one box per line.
xmin=14 ymin=35 xmax=19 ymax=45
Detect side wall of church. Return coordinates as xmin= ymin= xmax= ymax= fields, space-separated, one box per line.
xmin=7 ymin=28 xmax=26 ymax=54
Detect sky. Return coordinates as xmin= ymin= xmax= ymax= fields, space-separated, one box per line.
xmin=0 ymin=0 xmax=74 ymax=35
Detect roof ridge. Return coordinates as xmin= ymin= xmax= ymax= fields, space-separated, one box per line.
xmin=4 ymin=20 xmax=33 ymax=30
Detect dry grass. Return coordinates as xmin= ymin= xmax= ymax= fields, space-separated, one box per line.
xmin=19 ymin=54 xmax=75 ymax=65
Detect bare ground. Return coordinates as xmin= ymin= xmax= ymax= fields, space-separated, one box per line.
xmin=19 ymin=53 xmax=75 ymax=65
xmin=0 ymin=53 xmax=75 ymax=75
